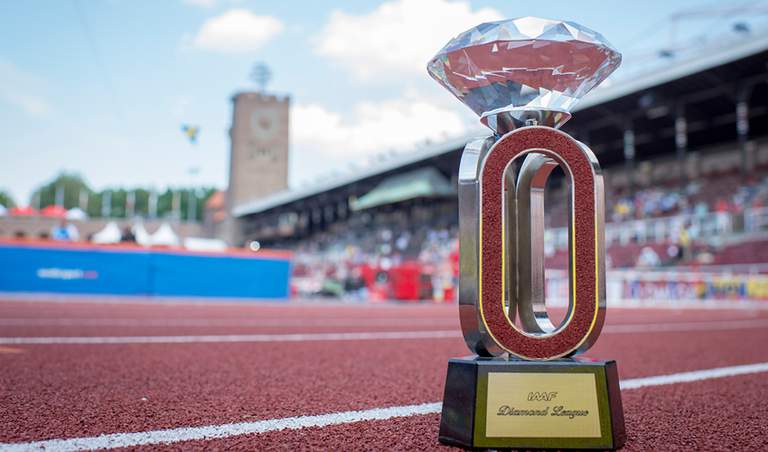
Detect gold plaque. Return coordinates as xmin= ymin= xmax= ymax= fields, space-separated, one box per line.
xmin=485 ymin=372 xmax=601 ymax=438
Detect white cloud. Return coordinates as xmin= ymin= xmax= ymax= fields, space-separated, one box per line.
xmin=290 ymin=95 xmax=470 ymax=185
xmin=192 ymin=9 xmax=283 ymax=53
xmin=0 ymin=59 xmax=52 ymax=117
xmin=315 ymin=0 xmax=502 ymax=81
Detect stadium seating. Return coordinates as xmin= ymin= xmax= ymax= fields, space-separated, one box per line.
xmin=287 ymin=143 xmax=768 ymax=299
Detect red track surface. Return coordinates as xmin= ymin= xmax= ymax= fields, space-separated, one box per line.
xmin=1 ymin=297 xmax=767 ymax=450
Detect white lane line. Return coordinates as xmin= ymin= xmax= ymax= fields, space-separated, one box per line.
xmin=0 ymin=318 xmax=457 ymax=327
xmin=2 ymin=318 xmax=767 ymax=345
xmin=3 ymin=362 xmax=768 ymax=452
xmin=0 ymin=330 xmax=459 ymax=345
xmin=603 ymin=318 xmax=768 ymax=333
xmin=619 ymin=361 xmax=768 ymax=389
xmin=0 ymin=317 xmax=763 ymax=329
xmin=0 ymin=403 xmax=444 ymax=452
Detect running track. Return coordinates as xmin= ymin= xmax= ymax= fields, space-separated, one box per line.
xmin=1 ymin=298 xmax=767 ymax=451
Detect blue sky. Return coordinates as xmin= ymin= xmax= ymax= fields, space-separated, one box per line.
xmin=2 ymin=0 xmax=767 ymax=205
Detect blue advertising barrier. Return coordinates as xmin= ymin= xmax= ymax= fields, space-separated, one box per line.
xmin=150 ymin=251 xmax=291 ymax=299
xmin=0 ymin=242 xmax=291 ymax=300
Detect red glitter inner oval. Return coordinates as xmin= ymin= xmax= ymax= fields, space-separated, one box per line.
xmin=480 ymin=127 xmax=599 ymax=359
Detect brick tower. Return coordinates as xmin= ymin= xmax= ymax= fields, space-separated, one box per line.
xmin=224 ymin=92 xmax=290 ymax=245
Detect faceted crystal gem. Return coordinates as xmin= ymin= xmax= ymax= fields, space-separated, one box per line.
xmin=427 ymin=17 xmax=621 ymax=131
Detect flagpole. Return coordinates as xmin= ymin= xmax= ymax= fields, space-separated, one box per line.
xmin=102 ymin=190 xmax=111 ymax=218
xmin=149 ymin=189 xmax=157 ymax=219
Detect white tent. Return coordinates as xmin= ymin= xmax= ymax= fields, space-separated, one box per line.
xmin=150 ymin=223 xmax=180 ymax=246
xmin=92 ymin=221 xmax=122 ymax=244
xmin=66 ymin=208 xmax=87 ymax=220
xmin=0 ymin=205 xmax=6 ymax=216
xmin=133 ymin=223 xmax=152 ymax=246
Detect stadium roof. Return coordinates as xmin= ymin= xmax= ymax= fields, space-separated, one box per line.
xmin=234 ymin=32 xmax=768 ymax=218
xmin=576 ymin=31 xmax=768 ymax=111
xmin=351 ymin=167 xmax=455 ymax=211
xmin=232 ymin=134 xmax=473 ymax=217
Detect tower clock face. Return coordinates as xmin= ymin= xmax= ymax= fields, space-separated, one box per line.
xmin=250 ymin=109 xmax=280 ymax=140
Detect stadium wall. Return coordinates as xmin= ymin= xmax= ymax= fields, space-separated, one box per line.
xmin=545 ymin=269 xmax=768 ymax=305
xmin=0 ymin=241 xmax=291 ymax=300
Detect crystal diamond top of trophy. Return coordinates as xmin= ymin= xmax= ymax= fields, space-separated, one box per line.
xmin=428 ymin=17 xmax=626 ymax=449
xmin=428 ymin=16 xmax=620 ymax=133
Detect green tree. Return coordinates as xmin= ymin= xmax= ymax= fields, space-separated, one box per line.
xmin=86 ymin=191 xmax=102 ymax=218
xmin=132 ymin=188 xmax=150 ymax=217
xmin=157 ymin=188 xmax=177 ymax=220
xmin=28 ymin=172 xmax=216 ymax=221
xmin=0 ymin=190 xmax=16 ymax=208
xmin=155 ymin=187 xmax=216 ymax=222
xmin=109 ymin=189 xmax=127 ymax=218
xmin=30 ymin=173 xmax=92 ymax=210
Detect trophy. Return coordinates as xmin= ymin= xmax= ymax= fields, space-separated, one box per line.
xmin=427 ymin=17 xmax=625 ymax=449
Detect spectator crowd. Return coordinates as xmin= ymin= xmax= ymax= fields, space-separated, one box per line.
xmin=288 ymin=171 xmax=768 ymax=301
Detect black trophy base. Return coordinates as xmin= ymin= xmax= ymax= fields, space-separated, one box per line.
xmin=438 ymin=356 xmax=625 ymax=450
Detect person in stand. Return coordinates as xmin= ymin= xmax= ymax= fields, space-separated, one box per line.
xmin=120 ymin=226 xmax=136 ymax=243
xmin=52 ymin=220 xmax=80 ymax=241
xmin=678 ymin=224 xmax=691 ymax=262
xmin=66 ymin=222 xmax=79 ymax=241
xmin=636 ymin=246 xmax=661 ymax=268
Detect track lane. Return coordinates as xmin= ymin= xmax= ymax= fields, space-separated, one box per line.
xmin=2 ymin=327 xmax=768 ymax=443
xmin=2 ymin=300 xmax=768 ymax=447
xmin=152 ymin=371 xmax=768 ymax=452
xmin=1 ymin=300 xmax=766 ymax=337
xmin=6 ymin=364 xmax=768 ymax=451
xmin=2 ymin=318 xmax=768 ymax=342
xmin=0 ymin=299 xmax=764 ymax=323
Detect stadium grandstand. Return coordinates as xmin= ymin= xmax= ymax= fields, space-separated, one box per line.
xmin=231 ymin=29 xmax=768 ymax=302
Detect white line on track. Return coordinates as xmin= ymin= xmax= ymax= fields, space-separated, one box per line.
xmin=0 ymin=317 xmax=457 ymax=327
xmin=3 ymin=362 xmax=768 ymax=452
xmin=603 ymin=318 xmax=768 ymax=333
xmin=1 ymin=318 xmax=767 ymax=345
xmin=0 ymin=330 xmax=459 ymax=345
xmin=0 ymin=316 xmax=763 ymax=329
xmin=618 ymin=362 xmax=768 ymax=390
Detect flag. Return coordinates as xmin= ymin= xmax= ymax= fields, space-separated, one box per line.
xmin=181 ymin=124 xmax=200 ymax=144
